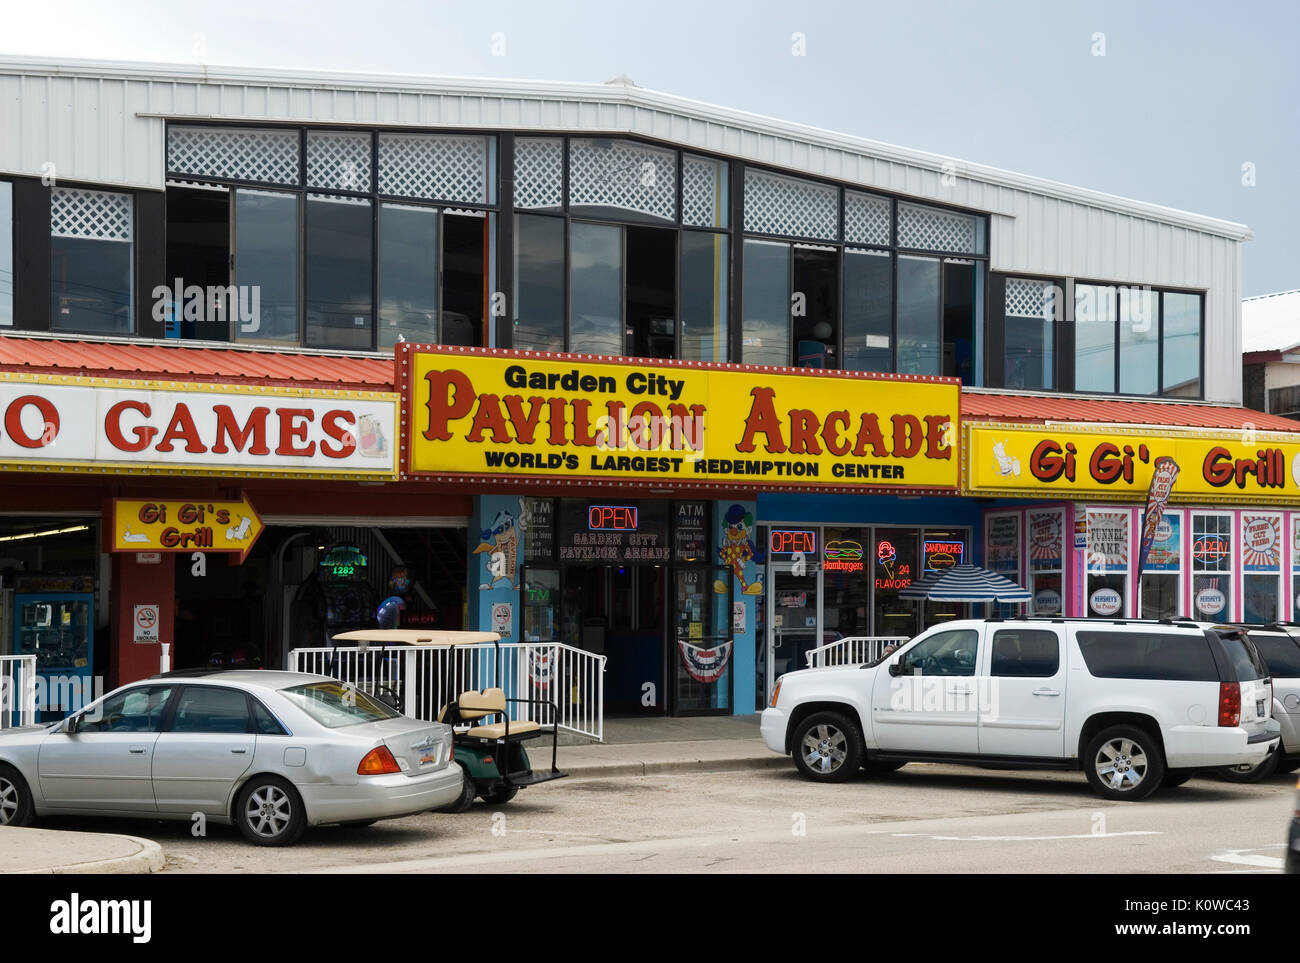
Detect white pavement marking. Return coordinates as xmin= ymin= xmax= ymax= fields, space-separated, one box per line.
xmin=1209 ymin=845 xmax=1286 ymax=870
xmin=885 ymin=831 xmax=1161 ymax=842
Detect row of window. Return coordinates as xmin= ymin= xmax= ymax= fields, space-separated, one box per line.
xmin=1 ymin=123 xmax=1206 ymax=397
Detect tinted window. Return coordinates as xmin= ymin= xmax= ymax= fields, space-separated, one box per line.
xmin=1076 ymin=631 xmax=1217 ymax=682
xmin=991 ymin=629 xmax=1060 ymax=677
xmin=78 ymin=686 xmax=174 ymax=733
xmin=171 ymin=686 xmax=251 ymax=734
xmin=899 ymin=629 xmax=979 ymax=677
xmin=1218 ymin=634 xmax=1269 ymax=682
xmin=1247 ymin=634 xmax=1300 ymax=678
xmin=280 ymin=681 xmax=401 ymax=728
xmin=251 ymin=699 xmax=289 ymax=735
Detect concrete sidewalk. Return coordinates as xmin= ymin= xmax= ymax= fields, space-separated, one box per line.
xmin=544 ymin=715 xmax=784 ymax=778
xmin=0 ymin=825 xmax=164 ymax=874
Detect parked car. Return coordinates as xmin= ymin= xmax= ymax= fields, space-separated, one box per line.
xmin=763 ymin=618 xmax=1281 ymax=801
xmin=0 ymin=669 xmax=463 ymax=845
xmin=1217 ymin=624 xmax=1300 ymax=782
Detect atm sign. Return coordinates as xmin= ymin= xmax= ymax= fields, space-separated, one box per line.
xmin=588 ymin=505 xmax=639 ymax=531
xmin=769 ymin=529 xmax=817 ymax=555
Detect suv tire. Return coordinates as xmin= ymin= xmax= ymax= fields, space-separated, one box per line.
xmin=1217 ymin=751 xmax=1279 ymax=784
xmin=792 ymin=711 xmax=863 ymax=782
xmin=1084 ymin=725 xmax=1164 ymax=801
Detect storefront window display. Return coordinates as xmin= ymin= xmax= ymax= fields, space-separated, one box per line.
xmin=921 ymin=530 xmax=968 ymax=625
xmin=873 ymin=528 xmax=919 ymax=636
xmin=985 ymin=513 xmax=1021 ymax=618
xmin=1293 ymin=516 xmax=1300 ymax=622
xmin=1139 ymin=511 xmax=1181 ymax=619
xmin=1241 ymin=512 xmax=1282 ymax=623
xmin=1026 ymin=509 xmax=1065 ymax=616
xmin=1085 ymin=508 xmax=1130 ymax=617
xmin=1191 ymin=512 xmax=1233 ymax=623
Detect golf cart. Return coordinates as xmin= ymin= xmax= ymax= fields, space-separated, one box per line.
xmin=330 ymin=629 xmax=567 ymax=811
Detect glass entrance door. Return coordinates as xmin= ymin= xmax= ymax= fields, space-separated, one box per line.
xmin=766 ymin=561 xmax=822 ymax=685
xmin=672 ymin=566 xmax=732 ymax=714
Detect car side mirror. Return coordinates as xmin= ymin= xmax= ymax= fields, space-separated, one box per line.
xmin=888 ymin=660 xmax=905 ymax=677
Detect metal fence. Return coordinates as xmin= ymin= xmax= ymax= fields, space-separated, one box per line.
xmin=804 ymin=636 xmax=909 ymax=668
xmin=287 ymin=642 xmax=607 ymax=741
xmin=0 ymin=655 xmax=38 ymax=729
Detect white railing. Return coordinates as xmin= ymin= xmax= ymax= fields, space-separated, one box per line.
xmin=1 ymin=655 xmax=38 ymax=729
xmin=805 ymin=636 xmax=909 ymax=669
xmin=287 ymin=642 xmax=607 ymax=742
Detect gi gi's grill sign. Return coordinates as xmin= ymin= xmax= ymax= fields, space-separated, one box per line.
xmin=0 ymin=374 xmax=399 ymax=478
xmin=402 ymin=346 xmax=960 ymax=493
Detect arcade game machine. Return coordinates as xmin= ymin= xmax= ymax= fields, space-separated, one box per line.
xmin=318 ymin=544 xmax=377 ymax=638
xmin=13 ymin=589 xmax=93 ymax=722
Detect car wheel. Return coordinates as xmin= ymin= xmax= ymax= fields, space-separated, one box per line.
xmin=236 ymin=775 xmax=307 ymax=846
xmin=1160 ymin=769 xmax=1195 ymax=788
xmin=862 ymin=759 xmax=906 ymax=774
xmin=1084 ymin=725 xmax=1164 ymax=801
xmin=792 ymin=711 xmax=864 ymax=782
xmin=437 ymin=765 xmax=476 ymax=813
xmin=1217 ymin=751 xmax=1279 ymax=784
xmin=0 ymin=765 xmax=34 ymax=827
xmin=481 ymin=784 xmax=519 ymax=805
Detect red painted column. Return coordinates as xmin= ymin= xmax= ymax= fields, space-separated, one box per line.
xmin=110 ymin=553 xmax=175 ymax=687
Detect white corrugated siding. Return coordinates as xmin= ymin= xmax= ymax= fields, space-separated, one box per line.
xmin=0 ymin=60 xmax=1247 ymax=402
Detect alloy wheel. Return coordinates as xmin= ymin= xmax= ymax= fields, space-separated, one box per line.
xmin=245 ymin=785 xmax=292 ymax=839
xmin=0 ymin=777 xmax=18 ymax=825
xmin=802 ymin=724 xmax=848 ymax=774
xmin=1095 ymin=737 xmax=1149 ymax=791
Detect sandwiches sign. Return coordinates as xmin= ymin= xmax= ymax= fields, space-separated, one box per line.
xmin=402 ymin=346 xmax=962 ymax=492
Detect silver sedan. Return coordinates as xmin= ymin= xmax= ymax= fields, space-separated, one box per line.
xmin=0 ymin=670 xmax=464 ymax=846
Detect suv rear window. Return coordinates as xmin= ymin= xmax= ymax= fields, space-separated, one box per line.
xmin=1076 ymin=631 xmax=1218 ymax=682
xmin=1248 ymin=633 xmax=1300 ymax=678
xmin=1217 ymin=632 xmax=1269 ymax=681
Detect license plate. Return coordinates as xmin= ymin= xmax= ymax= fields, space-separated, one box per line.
xmin=1256 ymin=700 xmax=1266 ymax=717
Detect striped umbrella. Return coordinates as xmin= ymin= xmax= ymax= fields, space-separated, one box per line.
xmin=898 ymin=564 xmax=1031 ymax=603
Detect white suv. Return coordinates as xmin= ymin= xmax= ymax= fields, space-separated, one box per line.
xmin=762 ymin=618 xmax=1281 ymax=801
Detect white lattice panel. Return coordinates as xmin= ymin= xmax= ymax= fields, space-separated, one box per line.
xmin=167 ymin=126 xmax=300 ymax=185
xmin=50 ymin=188 xmax=132 ymax=242
xmin=897 ymin=201 xmax=979 ymax=253
xmin=568 ymin=138 xmax=676 ymax=221
xmin=682 ymin=155 xmax=725 ymax=228
xmin=514 ymin=138 xmax=563 ymax=209
xmin=844 ymin=190 xmax=890 ymax=246
xmin=378 ymin=133 xmax=489 ymax=204
xmin=1005 ymin=277 xmax=1054 ymax=320
xmin=307 ymin=131 xmax=372 ymax=192
xmin=743 ymin=168 xmax=838 ymax=240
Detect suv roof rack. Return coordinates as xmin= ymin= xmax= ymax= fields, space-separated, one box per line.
xmin=984 ymin=616 xmax=1204 ymax=629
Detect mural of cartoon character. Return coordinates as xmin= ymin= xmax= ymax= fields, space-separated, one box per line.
xmin=474 ymin=508 xmax=522 ymax=590
xmin=716 ymin=504 xmax=764 ymax=595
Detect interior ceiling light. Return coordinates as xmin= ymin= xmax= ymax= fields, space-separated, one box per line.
xmin=0 ymin=524 xmax=91 ymax=544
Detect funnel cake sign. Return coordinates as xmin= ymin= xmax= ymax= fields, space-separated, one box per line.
xmin=401 ymin=346 xmax=961 ymax=493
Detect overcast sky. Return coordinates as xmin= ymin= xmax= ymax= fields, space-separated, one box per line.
xmin=4 ymin=0 xmax=1296 ymax=295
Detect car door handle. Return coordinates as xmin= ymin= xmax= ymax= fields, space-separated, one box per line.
xmin=951 ymin=687 xmax=973 ymax=695
xmin=1032 ymin=688 xmax=1061 ymax=697
xmin=128 ymin=747 xmax=148 ymax=754
xmin=231 ymin=748 xmax=248 ymax=754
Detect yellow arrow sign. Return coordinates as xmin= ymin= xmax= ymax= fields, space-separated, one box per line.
xmin=111 ymin=495 xmax=264 ymax=562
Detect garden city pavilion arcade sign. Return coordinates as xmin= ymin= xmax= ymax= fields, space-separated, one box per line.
xmin=401 ymin=346 xmax=961 ymax=493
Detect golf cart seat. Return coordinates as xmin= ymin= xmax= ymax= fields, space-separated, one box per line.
xmin=440 ymin=688 xmax=542 ymax=740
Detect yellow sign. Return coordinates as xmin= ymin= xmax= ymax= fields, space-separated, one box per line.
xmin=112 ymin=495 xmax=264 ymax=561
xmin=967 ymin=424 xmax=1300 ymax=503
xmin=402 ymin=347 xmax=961 ymax=492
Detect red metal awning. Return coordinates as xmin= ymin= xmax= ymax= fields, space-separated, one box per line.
xmin=962 ymin=390 xmax=1300 ymax=433
xmin=0 ymin=338 xmax=395 ymax=392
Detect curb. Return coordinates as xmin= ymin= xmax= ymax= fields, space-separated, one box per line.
xmin=10 ymin=835 xmax=165 ymax=875
xmin=563 ymin=754 xmax=790 ymax=778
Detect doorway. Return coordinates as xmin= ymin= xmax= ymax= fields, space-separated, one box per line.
xmin=562 ymin=564 xmax=665 ymax=715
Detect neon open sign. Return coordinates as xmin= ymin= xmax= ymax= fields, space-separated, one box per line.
xmin=769 ymin=529 xmax=817 ymax=555
xmin=588 ymin=505 xmax=638 ymax=531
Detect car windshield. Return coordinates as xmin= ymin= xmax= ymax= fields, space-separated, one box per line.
xmin=279 ymin=681 xmax=401 ymax=728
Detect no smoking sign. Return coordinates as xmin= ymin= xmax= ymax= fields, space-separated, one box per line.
xmin=133 ymin=604 xmax=160 ymax=644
